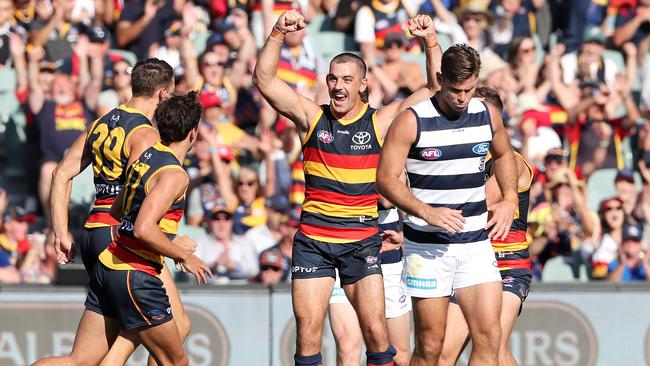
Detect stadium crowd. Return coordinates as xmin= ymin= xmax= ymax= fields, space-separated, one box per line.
xmin=0 ymin=0 xmax=650 ymax=285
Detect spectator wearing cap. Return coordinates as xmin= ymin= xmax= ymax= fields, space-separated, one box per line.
xmin=529 ymin=168 xmax=598 ymax=279
xmin=354 ymin=0 xmax=417 ymax=61
xmin=115 ymin=0 xmax=181 ymax=60
xmin=0 ymin=206 xmax=35 ymax=284
xmin=150 ymin=20 xmax=183 ymax=71
xmin=592 ymin=197 xmax=626 ymax=279
xmin=607 ymin=224 xmax=650 ymax=282
xmin=27 ymin=44 xmax=96 ymax=227
xmin=253 ymin=209 xmax=298 ymax=284
xmin=612 ymin=0 xmax=650 ymax=47
xmin=530 ymin=148 xmax=572 ymax=205
xmin=560 ymin=27 xmax=620 ymax=90
xmin=194 ymin=206 xmax=259 ymax=284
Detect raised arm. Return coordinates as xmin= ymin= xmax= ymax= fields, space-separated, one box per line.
xmin=252 ymin=10 xmax=321 ymax=138
xmin=115 ymin=0 xmax=160 ymax=48
xmin=374 ymin=15 xmax=442 ymax=136
xmin=27 ymin=46 xmax=46 ymax=114
xmin=377 ymin=109 xmax=465 ymax=233
xmin=486 ymin=102 xmax=518 ymax=241
xmin=50 ymin=125 xmax=94 ymax=263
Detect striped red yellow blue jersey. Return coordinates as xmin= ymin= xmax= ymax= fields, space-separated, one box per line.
xmin=84 ymin=105 xmax=155 ymax=229
xmin=99 ymin=142 xmax=186 ymax=276
xmin=277 ymin=45 xmax=318 ymax=91
xmin=300 ymin=104 xmax=382 ymax=243
xmin=251 ymin=0 xmax=300 ymax=14
xmin=369 ymin=0 xmax=415 ymax=49
xmin=489 ymin=152 xmax=534 ymax=270
xmin=289 ymin=154 xmax=305 ymax=206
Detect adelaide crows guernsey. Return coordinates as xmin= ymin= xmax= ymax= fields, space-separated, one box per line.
xmin=300 ymin=104 xmax=382 ymax=243
xmin=84 ymin=105 xmax=155 ymax=229
xmin=369 ymin=0 xmax=415 ymax=49
xmin=99 ymin=142 xmax=186 ymax=276
xmin=404 ymin=97 xmax=493 ymax=245
xmin=488 ymin=152 xmax=534 ymax=270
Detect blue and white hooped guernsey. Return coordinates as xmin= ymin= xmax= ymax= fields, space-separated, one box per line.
xmin=404 ymin=97 xmax=493 ymax=245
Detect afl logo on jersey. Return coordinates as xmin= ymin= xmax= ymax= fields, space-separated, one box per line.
xmin=352 ymin=131 xmax=371 ymax=145
xmin=420 ymin=148 xmax=442 ymax=160
xmin=317 ymin=130 xmax=334 ymax=143
xmin=472 ymin=143 xmax=490 ymax=156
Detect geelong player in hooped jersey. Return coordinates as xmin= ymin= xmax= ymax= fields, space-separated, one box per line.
xmin=254 ymin=9 xmax=442 ymax=366
xmin=439 ymin=87 xmax=534 ymax=366
xmin=377 ymin=45 xmax=519 ymax=366
xmin=37 ymin=59 xmax=193 ymax=366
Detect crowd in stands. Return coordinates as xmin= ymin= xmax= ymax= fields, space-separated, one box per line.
xmin=1 ymin=0 xmax=650 ymax=285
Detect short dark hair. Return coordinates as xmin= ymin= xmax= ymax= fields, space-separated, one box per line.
xmin=441 ymin=44 xmax=481 ymax=84
xmin=330 ymin=52 xmax=367 ymax=79
xmin=474 ymin=86 xmax=503 ymax=111
xmin=155 ymin=91 xmax=203 ymax=144
xmin=130 ymin=58 xmax=174 ymax=97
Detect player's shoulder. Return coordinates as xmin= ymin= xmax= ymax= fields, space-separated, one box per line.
xmin=409 ymin=97 xmax=436 ymax=118
xmin=468 ymin=98 xmax=488 ymax=113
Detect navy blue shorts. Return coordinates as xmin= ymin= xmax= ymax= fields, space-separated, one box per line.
xmin=291 ymin=231 xmax=382 ymax=286
xmin=85 ymin=263 xmax=173 ymax=330
xmin=79 ymin=226 xmax=118 ymax=273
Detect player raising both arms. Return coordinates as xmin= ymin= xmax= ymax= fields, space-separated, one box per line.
xmin=439 ymin=87 xmax=533 ymax=366
xmin=90 ymin=91 xmax=211 ymax=366
xmin=35 ymin=59 xmax=192 ymax=366
xmin=253 ymin=9 xmax=441 ymax=366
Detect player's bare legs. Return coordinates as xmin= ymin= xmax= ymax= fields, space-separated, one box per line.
xmin=32 ymin=310 xmax=121 ymax=366
xmin=498 ymin=292 xmax=521 ymax=366
xmin=293 ymin=277 xmax=336 ymax=358
xmin=386 ymin=313 xmax=411 ymax=365
xmin=329 ymin=302 xmax=362 ymax=366
xmin=409 ymin=297 xmax=448 ymax=366
xmin=454 ymin=282 xmax=502 ymax=366
xmin=343 ymin=274 xmax=391 ymax=354
xmin=438 ymin=303 xmax=469 ymax=366
xmin=131 ymin=319 xmax=187 ymax=366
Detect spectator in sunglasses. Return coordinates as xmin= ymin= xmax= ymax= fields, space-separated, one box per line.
xmin=592 ymin=197 xmax=626 ymax=279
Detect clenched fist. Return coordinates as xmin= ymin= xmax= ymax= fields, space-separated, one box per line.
xmin=408 ymin=15 xmax=437 ymax=42
xmin=274 ymin=10 xmax=306 ymax=34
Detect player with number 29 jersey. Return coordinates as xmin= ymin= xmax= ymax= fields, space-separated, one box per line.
xmin=84 ymin=105 xmax=157 ymax=229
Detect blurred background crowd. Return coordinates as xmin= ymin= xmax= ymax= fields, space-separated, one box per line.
xmin=1 ymin=0 xmax=649 ymax=286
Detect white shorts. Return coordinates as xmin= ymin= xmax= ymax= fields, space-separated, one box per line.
xmin=329 ymin=261 xmax=412 ymax=318
xmin=401 ymin=239 xmax=501 ymax=298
